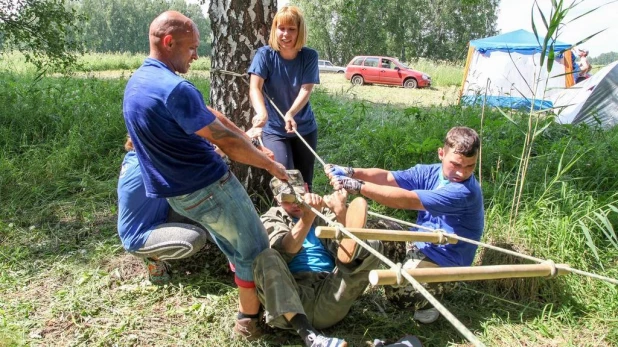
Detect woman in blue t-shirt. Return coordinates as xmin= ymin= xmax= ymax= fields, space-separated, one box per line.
xmin=248 ymin=6 xmax=320 ymax=191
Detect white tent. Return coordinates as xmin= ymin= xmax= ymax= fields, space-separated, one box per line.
xmin=459 ymin=30 xmax=576 ymax=110
xmin=550 ymin=61 xmax=618 ymax=127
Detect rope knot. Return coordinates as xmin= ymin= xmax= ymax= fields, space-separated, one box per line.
xmin=332 ymin=223 xmax=344 ymax=241
xmin=394 ymin=262 xmax=404 ymax=286
xmin=544 ymin=260 xmax=557 ymax=278
xmin=436 ymin=230 xmax=446 ymax=244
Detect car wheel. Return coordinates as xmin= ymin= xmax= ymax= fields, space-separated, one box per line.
xmin=403 ymin=78 xmax=418 ymax=89
xmin=351 ymin=75 xmax=364 ymax=86
xmin=337 ymin=70 xmax=344 ymax=74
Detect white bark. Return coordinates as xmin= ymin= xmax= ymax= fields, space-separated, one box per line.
xmin=208 ymin=0 xmax=276 ymax=201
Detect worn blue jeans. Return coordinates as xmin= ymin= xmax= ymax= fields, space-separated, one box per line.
xmin=167 ymin=171 xmax=268 ymax=284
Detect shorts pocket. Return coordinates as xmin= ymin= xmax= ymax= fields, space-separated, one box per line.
xmin=174 ymin=190 xmax=222 ymax=225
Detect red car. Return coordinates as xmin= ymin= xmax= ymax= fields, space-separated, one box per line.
xmin=344 ymin=56 xmax=431 ymax=88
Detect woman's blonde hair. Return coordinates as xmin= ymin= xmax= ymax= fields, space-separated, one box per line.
xmin=268 ymin=6 xmax=307 ymax=52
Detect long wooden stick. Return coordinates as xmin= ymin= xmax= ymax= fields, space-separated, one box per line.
xmin=369 ymin=263 xmax=570 ymax=285
xmin=315 ymin=227 xmax=457 ymax=244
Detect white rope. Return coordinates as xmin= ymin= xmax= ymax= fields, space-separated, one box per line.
xmin=211 ymin=67 xmax=618 ymax=344
xmin=214 ymin=63 xmax=483 ymax=340
xmin=367 ymin=210 xmax=618 ymax=286
xmin=295 ymin=194 xmax=485 ymax=346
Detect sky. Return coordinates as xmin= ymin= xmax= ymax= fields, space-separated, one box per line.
xmin=192 ymin=0 xmax=618 ymax=58
xmin=497 ymin=0 xmax=618 ymax=57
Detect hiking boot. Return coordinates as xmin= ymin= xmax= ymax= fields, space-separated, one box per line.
xmin=307 ymin=333 xmax=348 ymax=347
xmin=233 ymin=317 xmax=263 ymax=340
xmin=413 ymin=307 xmax=440 ymax=324
xmin=143 ymin=257 xmax=170 ymax=285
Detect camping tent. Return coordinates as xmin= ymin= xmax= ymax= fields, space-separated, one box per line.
xmin=459 ymin=29 xmax=575 ymax=110
xmin=550 ymin=61 xmax=618 ymax=127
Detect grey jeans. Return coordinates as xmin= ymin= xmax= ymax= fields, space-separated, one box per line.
xmin=131 ymin=222 xmax=209 ymax=261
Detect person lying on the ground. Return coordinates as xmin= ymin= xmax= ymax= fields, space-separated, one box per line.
xmin=251 ymin=170 xmax=383 ymax=347
xmin=117 ymin=136 xmax=209 ymax=285
xmin=325 ymin=126 xmax=484 ymax=323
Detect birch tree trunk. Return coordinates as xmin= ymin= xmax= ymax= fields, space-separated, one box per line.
xmin=208 ymin=0 xmax=276 ymax=209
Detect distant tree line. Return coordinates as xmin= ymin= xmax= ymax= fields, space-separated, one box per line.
xmin=1 ymin=0 xmax=497 ymax=72
xmin=293 ymin=0 xmax=499 ymax=65
xmin=72 ymin=0 xmax=211 ymax=56
xmin=0 ymin=0 xmax=211 ymax=69
xmin=589 ymin=51 xmax=618 ymax=66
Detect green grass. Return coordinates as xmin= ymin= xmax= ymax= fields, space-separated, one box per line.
xmin=76 ymin=52 xmax=212 ymax=72
xmin=1 ymin=56 xmax=618 ymax=346
xmin=1 ymin=51 xmax=212 ymax=74
xmin=406 ymin=57 xmax=464 ymax=87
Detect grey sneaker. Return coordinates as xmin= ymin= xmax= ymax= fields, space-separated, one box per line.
xmin=413 ymin=307 xmax=440 ymax=324
xmin=308 ymin=333 xmax=348 ymax=347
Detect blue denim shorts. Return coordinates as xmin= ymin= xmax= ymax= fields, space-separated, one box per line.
xmin=167 ymin=171 xmax=268 ymax=283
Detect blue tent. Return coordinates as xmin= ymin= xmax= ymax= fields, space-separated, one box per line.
xmin=470 ymin=29 xmax=572 ymax=54
xmin=460 ymin=30 xmax=576 ymax=110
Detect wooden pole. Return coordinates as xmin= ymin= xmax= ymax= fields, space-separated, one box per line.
xmin=315 ymin=227 xmax=457 ymax=244
xmin=369 ymin=263 xmax=570 ymax=286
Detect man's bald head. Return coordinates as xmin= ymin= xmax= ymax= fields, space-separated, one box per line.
xmin=147 ymin=11 xmax=200 ymax=73
xmin=149 ymin=11 xmax=197 ymax=49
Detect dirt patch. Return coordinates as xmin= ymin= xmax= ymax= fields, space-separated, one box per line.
xmin=173 ymin=241 xmax=233 ymax=281
xmin=102 ymin=241 xmax=235 ymax=285
xmin=103 ymin=253 xmax=145 ymax=282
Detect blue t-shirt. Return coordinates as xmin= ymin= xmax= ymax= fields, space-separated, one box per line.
xmin=117 ymin=151 xmax=168 ymax=251
xmin=248 ymin=46 xmax=320 ymax=137
xmin=288 ymin=221 xmax=335 ymax=274
xmin=123 ymin=58 xmax=227 ymax=198
xmin=392 ymin=163 xmax=484 ymax=267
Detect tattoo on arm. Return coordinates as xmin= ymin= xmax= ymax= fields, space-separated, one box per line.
xmin=208 ymin=120 xmax=237 ymax=140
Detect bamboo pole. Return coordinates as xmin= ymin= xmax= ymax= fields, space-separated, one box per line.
xmin=315 ymin=227 xmax=457 ymax=244
xmin=369 ymin=263 xmax=570 ymax=286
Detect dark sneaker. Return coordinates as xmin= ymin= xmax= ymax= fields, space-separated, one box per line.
xmin=308 ymin=333 xmax=348 ymax=347
xmin=143 ymin=258 xmax=170 ymax=285
xmin=233 ymin=317 xmax=263 ymax=340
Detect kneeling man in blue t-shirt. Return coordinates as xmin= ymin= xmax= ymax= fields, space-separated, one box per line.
xmin=325 ymin=126 xmax=484 ymax=324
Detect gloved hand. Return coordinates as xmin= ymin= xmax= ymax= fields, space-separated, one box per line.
xmin=325 ymin=164 xmax=354 ymax=178
xmin=331 ymin=175 xmax=364 ymax=195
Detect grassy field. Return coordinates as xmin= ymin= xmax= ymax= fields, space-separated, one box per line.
xmin=1 ymin=54 xmax=618 ymax=346
xmin=316 ymin=73 xmax=461 ymax=107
